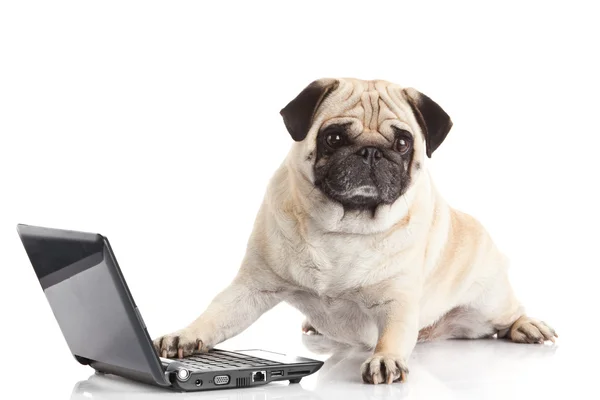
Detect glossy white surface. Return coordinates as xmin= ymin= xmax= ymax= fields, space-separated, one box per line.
xmin=59 ymin=338 xmax=591 ymax=400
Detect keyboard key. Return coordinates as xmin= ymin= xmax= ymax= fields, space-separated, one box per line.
xmin=179 ymin=351 xmax=282 ymax=372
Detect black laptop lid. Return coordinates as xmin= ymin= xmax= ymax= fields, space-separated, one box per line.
xmin=17 ymin=224 xmax=169 ymax=387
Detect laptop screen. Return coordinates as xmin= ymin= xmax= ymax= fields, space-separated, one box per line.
xmin=17 ymin=224 xmax=166 ymax=386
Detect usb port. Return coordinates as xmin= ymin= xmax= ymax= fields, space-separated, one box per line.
xmin=271 ymin=370 xmax=284 ymax=377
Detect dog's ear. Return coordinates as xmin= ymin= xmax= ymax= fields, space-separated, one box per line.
xmin=280 ymin=78 xmax=339 ymax=142
xmin=403 ymin=88 xmax=453 ymax=158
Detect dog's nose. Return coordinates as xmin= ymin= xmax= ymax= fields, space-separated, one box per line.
xmin=357 ymin=147 xmax=382 ymax=164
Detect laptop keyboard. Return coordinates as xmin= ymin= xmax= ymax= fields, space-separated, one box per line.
xmin=178 ymin=350 xmax=283 ymax=371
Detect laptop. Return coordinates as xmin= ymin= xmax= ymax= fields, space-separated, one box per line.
xmin=16 ymin=223 xmax=323 ymax=392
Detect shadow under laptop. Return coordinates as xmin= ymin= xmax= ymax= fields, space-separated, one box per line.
xmin=70 ymin=338 xmax=559 ymax=400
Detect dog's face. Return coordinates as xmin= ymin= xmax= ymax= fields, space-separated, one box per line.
xmin=280 ymin=78 xmax=453 ymax=211
xmin=312 ymin=118 xmax=414 ymax=210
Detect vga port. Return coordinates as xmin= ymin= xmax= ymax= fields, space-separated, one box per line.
xmin=214 ymin=375 xmax=230 ymax=385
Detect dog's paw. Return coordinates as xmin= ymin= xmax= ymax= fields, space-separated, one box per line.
xmin=509 ymin=316 xmax=558 ymax=344
xmin=153 ymin=328 xmax=209 ymax=358
xmin=361 ymin=353 xmax=408 ymax=384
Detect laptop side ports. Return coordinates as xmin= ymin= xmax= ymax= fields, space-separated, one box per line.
xmin=214 ymin=375 xmax=230 ymax=385
xmin=252 ymin=371 xmax=266 ymax=382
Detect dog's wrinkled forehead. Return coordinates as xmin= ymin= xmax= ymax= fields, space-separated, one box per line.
xmin=280 ymin=77 xmax=453 ymax=159
xmin=309 ymin=79 xmax=417 ymax=143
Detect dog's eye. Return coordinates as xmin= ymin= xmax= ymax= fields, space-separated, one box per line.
xmin=395 ymin=137 xmax=412 ymax=154
xmin=325 ymin=133 xmax=345 ymax=149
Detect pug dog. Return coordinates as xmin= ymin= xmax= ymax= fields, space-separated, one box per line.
xmin=154 ymin=78 xmax=557 ymax=384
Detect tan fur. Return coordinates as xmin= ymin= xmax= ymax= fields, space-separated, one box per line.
xmin=153 ymin=78 xmax=557 ymax=384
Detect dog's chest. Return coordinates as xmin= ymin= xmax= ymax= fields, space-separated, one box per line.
xmin=285 ymin=234 xmax=400 ymax=296
xmin=295 ymin=251 xmax=359 ymax=294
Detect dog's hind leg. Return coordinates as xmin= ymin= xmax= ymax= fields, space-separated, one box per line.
xmin=470 ymin=268 xmax=557 ymax=344
xmin=419 ymin=270 xmax=558 ymax=344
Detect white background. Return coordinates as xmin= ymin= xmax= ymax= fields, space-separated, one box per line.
xmin=1 ymin=1 xmax=599 ymax=399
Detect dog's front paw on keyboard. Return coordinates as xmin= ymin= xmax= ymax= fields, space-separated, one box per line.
xmin=153 ymin=328 xmax=210 ymax=358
